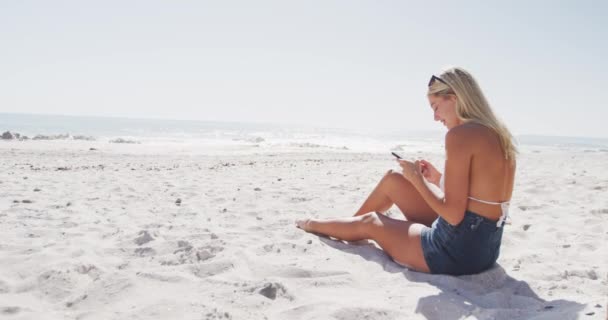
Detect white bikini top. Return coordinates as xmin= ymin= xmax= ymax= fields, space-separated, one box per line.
xmin=439 ymin=174 xmax=510 ymax=228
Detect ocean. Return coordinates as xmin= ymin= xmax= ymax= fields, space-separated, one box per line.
xmin=1 ymin=113 xmax=607 ymax=154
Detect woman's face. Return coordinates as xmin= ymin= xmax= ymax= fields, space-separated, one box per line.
xmin=428 ymin=94 xmax=460 ymax=129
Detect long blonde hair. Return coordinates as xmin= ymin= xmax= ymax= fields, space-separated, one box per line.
xmin=428 ymin=67 xmax=517 ymax=160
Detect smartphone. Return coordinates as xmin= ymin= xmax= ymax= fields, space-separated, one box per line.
xmin=391 ymin=152 xmax=403 ymax=160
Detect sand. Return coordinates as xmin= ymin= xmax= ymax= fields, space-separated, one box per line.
xmin=0 ymin=141 xmax=606 ymax=319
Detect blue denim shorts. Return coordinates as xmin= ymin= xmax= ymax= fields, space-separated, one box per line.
xmin=420 ymin=211 xmax=504 ymax=275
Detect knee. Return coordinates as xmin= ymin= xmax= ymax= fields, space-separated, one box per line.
xmin=357 ymin=212 xmax=382 ymax=237
xmin=382 ymin=170 xmax=405 ymax=185
xmin=384 ymin=169 xmax=394 ymax=176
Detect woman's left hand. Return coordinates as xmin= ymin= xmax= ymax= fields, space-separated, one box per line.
xmin=397 ymin=159 xmax=423 ymax=184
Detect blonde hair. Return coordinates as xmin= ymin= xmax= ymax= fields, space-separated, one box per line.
xmin=428 ymin=67 xmax=518 ymax=160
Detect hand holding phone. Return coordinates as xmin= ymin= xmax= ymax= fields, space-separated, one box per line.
xmin=419 ymin=159 xmax=441 ymax=185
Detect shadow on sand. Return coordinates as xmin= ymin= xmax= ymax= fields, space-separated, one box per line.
xmin=318 ymin=237 xmax=588 ymax=320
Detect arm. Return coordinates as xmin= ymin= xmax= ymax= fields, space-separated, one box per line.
xmin=399 ymin=128 xmax=472 ymax=226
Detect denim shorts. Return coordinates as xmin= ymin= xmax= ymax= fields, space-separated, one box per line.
xmin=420 ymin=211 xmax=504 ymax=275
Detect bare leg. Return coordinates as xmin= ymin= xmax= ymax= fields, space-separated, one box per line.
xmin=353 ymin=171 xmax=394 ymax=216
xmin=354 ymin=170 xmax=438 ymax=227
xmin=296 ymin=216 xmax=367 ymax=242
xmin=296 ymin=212 xmax=430 ymax=273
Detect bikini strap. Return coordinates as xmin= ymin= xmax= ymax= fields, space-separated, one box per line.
xmin=468 ymin=196 xmax=510 ymax=228
xmin=467 ymin=196 xmax=506 ymax=206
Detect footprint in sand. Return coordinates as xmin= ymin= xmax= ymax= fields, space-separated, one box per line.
xmin=203 ymin=307 xmax=233 ymax=320
xmin=254 ymin=282 xmax=294 ymax=301
xmin=562 ymin=269 xmax=599 ymax=280
xmin=1 ymin=307 xmax=20 ymax=315
xmin=518 ymin=205 xmax=544 ymax=211
xmin=195 ymin=248 xmax=217 ymax=262
xmin=74 ymin=264 xmax=101 ymax=279
xmin=65 ymin=294 xmax=89 ymax=308
xmin=267 ymin=266 xmax=349 ymax=279
xmin=163 ymin=241 xmax=224 ymax=265
xmin=134 ymin=230 xmax=154 ymax=246
xmin=290 ymin=197 xmax=311 ymax=203
xmin=590 ymin=208 xmax=608 ymax=214
xmin=37 ymin=269 xmax=80 ymax=302
xmin=189 ymin=260 xmax=234 ymax=278
xmin=332 ymin=307 xmax=401 ymax=320
xmin=173 ymin=240 xmax=193 ymax=253
xmin=0 ymin=280 xmax=9 ymax=293
xmin=136 ymin=272 xmax=184 ymax=283
xmin=134 ymin=247 xmax=156 ymax=257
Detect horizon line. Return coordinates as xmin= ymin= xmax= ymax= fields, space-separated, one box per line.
xmin=1 ymin=111 xmax=607 ymax=141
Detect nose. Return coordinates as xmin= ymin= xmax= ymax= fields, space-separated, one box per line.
xmin=433 ymin=111 xmax=440 ymax=121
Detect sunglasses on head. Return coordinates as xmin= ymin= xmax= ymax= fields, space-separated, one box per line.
xmin=428 ymin=75 xmax=448 ymax=87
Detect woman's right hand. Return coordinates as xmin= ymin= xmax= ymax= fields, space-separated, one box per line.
xmin=419 ymin=159 xmax=442 ymax=186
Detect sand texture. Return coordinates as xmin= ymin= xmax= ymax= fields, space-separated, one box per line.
xmin=0 ymin=142 xmax=606 ymax=319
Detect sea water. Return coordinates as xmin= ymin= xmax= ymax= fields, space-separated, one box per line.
xmin=1 ymin=113 xmax=607 ymax=154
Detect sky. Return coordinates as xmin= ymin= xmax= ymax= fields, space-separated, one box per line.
xmin=1 ymin=1 xmax=607 ymax=138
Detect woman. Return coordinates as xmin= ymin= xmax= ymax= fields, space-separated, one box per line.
xmin=296 ymin=67 xmax=517 ymax=275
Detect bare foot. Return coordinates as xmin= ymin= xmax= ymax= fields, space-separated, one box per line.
xmin=295 ymin=219 xmax=312 ymax=232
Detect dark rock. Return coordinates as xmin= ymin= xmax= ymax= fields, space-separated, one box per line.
xmin=259 ymin=283 xmax=279 ymax=300
xmin=258 ymin=282 xmax=289 ymax=300
xmin=1 ymin=131 xmax=15 ymax=140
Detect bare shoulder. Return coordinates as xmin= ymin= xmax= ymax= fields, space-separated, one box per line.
xmin=447 ymin=123 xmax=496 ymax=145
xmin=445 ymin=122 xmax=486 ymax=146
xmin=448 ymin=122 xmax=490 ymax=138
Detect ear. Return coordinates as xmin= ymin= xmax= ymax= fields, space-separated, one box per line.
xmin=444 ymin=94 xmax=457 ymax=104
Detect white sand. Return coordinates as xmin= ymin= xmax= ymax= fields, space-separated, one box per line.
xmin=0 ymin=142 xmax=606 ymax=319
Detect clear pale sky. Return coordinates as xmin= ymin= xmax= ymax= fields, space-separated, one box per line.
xmin=1 ymin=1 xmax=606 ymax=138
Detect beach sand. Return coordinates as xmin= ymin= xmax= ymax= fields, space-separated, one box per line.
xmin=0 ymin=142 xmax=606 ymax=319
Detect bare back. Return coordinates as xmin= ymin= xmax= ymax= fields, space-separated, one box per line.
xmin=461 ymin=124 xmax=516 ymax=220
